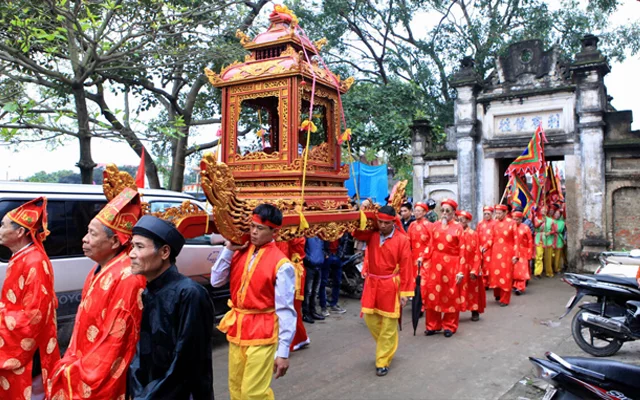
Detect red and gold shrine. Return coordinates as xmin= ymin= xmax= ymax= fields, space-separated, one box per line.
xmin=198 ymin=5 xmax=405 ymax=243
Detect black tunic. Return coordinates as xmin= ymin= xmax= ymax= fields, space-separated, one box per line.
xmin=129 ymin=265 xmax=214 ymax=399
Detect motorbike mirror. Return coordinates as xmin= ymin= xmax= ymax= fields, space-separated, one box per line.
xmin=630 ymin=249 xmax=640 ymax=258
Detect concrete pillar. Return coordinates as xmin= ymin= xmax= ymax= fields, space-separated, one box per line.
xmin=411 ymin=119 xmax=431 ymax=202
xmin=570 ymin=34 xmax=611 ymax=270
xmin=450 ymin=57 xmax=481 ymax=213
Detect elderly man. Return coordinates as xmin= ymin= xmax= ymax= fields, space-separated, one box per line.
xmin=485 ymin=204 xmax=519 ymax=306
xmin=408 ymin=202 xmax=432 ymax=279
xmin=0 ymin=198 xmax=59 ymax=399
xmin=456 ymin=210 xmax=485 ymax=321
xmin=354 ymin=205 xmax=413 ymax=376
xmin=211 ymin=204 xmax=296 ymax=400
xmin=421 ymin=199 xmax=466 ymax=337
xmin=48 ymin=188 xmax=146 ymax=399
xmin=128 ymin=216 xmax=214 ymax=399
xmin=477 ymin=206 xmax=494 ymax=289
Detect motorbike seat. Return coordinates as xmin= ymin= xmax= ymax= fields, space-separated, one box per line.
xmin=605 ymin=255 xmax=640 ymax=266
xmin=564 ymin=357 xmax=640 ymax=389
xmin=593 ymin=274 xmax=639 ymax=288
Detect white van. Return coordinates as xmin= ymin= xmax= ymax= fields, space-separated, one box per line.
xmin=0 ymin=181 xmax=229 ymax=349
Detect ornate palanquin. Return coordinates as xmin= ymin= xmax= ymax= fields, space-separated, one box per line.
xmin=194 ymin=5 xmax=406 ymax=243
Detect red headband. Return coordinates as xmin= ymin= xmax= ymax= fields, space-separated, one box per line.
xmin=495 ymin=204 xmax=508 ymax=212
xmin=512 ymin=211 xmax=524 ymax=218
xmin=483 ymin=206 xmax=494 ymax=213
xmin=457 ymin=210 xmax=472 ymax=220
xmin=377 ymin=212 xmax=396 ymax=221
xmin=252 ymin=214 xmax=281 ymax=229
xmin=414 ymin=202 xmax=427 ymax=211
xmin=441 ymin=198 xmax=458 ymax=211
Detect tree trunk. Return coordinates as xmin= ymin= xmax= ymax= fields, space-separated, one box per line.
xmin=72 ymin=85 xmax=96 ymax=184
xmin=118 ymin=126 xmax=162 ymax=189
xmin=169 ymin=127 xmax=188 ymax=191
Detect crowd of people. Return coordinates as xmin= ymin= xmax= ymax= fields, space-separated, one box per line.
xmin=0 ymin=191 xmax=569 ymax=399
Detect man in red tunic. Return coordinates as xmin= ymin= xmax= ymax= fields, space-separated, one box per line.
xmin=477 ymin=206 xmax=494 ymax=290
xmin=0 ymin=198 xmax=59 ymax=400
xmin=47 ymin=187 xmax=146 ymax=400
xmin=456 ymin=210 xmax=485 ymax=322
xmin=353 ymin=206 xmax=414 ymax=377
xmin=512 ymin=211 xmax=533 ymax=295
xmin=421 ymin=199 xmax=466 ymax=338
xmin=485 ymin=204 xmax=519 ymax=307
xmin=276 ymin=238 xmax=310 ymax=351
xmin=211 ymin=204 xmax=296 ymax=399
xmin=407 ymin=202 xmax=432 ymax=279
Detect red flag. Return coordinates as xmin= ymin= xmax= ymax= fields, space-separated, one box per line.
xmin=135 ymin=149 xmax=145 ymax=188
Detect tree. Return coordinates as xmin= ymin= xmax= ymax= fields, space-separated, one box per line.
xmin=100 ymin=0 xmax=270 ymax=191
xmin=293 ymin=0 xmax=640 ymax=177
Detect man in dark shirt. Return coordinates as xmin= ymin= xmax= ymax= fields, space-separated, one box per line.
xmin=400 ymin=202 xmax=415 ymax=232
xmin=128 ymin=215 xmax=214 ymax=399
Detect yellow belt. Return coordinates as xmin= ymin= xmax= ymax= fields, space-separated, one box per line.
xmin=218 ymin=299 xmax=275 ymax=333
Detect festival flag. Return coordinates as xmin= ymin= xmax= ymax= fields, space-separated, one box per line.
xmin=505 ymin=124 xmax=547 ymax=177
xmin=545 ymin=163 xmax=561 ymax=205
xmin=510 ymin=175 xmax=534 ymax=217
xmin=135 ymin=149 xmax=145 ymax=189
xmin=555 ymin=165 xmax=564 ymax=201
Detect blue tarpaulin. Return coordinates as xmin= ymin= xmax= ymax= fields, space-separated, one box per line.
xmin=344 ymin=162 xmax=388 ymax=205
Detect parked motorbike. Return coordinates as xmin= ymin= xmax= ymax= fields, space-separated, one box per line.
xmin=530 ymin=351 xmax=640 ymax=399
xmin=595 ymin=249 xmax=640 ymax=278
xmin=326 ymin=252 xmax=364 ymax=299
xmin=561 ymin=272 xmax=640 ymax=356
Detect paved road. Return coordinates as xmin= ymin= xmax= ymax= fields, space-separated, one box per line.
xmin=211 ymin=276 xmax=639 ymax=400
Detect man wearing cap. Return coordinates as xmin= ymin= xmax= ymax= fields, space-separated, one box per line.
xmin=48 ymin=187 xmax=146 ymax=399
xmin=512 ymin=211 xmax=533 ymax=295
xmin=456 ymin=210 xmax=485 ymax=321
xmin=0 ymin=198 xmax=59 ymax=399
xmin=421 ymin=199 xmax=466 ymax=337
xmin=408 ymin=202 xmax=432 ymax=278
xmin=353 ymin=206 xmax=413 ymax=377
xmin=486 ymin=204 xmax=519 ymax=306
xmin=128 ymin=216 xmax=214 ymax=399
xmin=477 ymin=206 xmax=494 ymax=290
xmin=210 ymin=204 xmax=296 ymax=399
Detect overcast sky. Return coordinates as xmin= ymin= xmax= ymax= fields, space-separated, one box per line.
xmin=1 ymin=1 xmax=638 ymax=182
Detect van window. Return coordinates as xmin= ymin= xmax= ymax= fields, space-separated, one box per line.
xmin=0 ymin=199 xmax=106 ymax=262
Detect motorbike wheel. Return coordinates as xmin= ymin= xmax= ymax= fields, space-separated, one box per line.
xmin=571 ymin=309 xmax=623 ymax=357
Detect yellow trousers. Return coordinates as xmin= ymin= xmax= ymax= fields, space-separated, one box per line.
xmin=364 ymin=313 xmax=399 ymax=368
xmin=544 ymin=247 xmax=554 ymax=277
xmin=553 ymin=247 xmax=565 ymax=273
xmin=228 ymin=342 xmax=276 ymax=400
xmin=534 ymin=246 xmax=545 ymax=276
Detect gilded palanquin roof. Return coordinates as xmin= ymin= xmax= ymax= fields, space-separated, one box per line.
xmin=205 ymin=7 xmax=354 ymax=93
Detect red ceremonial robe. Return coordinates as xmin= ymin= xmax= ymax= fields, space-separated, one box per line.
xmin=486 ymin=218 xmax=519 ymax=292
xmin=460 ymin=227 xmax=486 ymax=313
xmin=276 ymin=239 xmax=309 ymax=351
xmin=476 ymin=219 xmax=494 ymax=283
xmin=353 ymin=229 xmax=414 ymax=318
xmin=47 ymin=251 xmax=146 ymax=400
xmin=0 ymin=244 xmax=59 ymax=400
xmin=513 ymin=223 xmax=533 ymax=291
xmin=407 ymin=218 xmax=432 ymax=278
xmin=421 ymin=221 xmax=466 ymax=313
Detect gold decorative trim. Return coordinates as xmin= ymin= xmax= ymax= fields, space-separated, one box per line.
xmin=307 ymin=142 xmax=329 ymax=162
xmin=234 ymin=151 xmax=280 ymax=162
xmin=340 ymin=77 xmax=355 ymax=92
xmin=102 ymin=164 xmax=137 ymax=202
xmin=235 ymin=30 xmax=252 ymax=46
xmin=204 ymin=68 xmax=223 ymax=86
xmin=314 ymin=38 xmax=328 ymax=52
